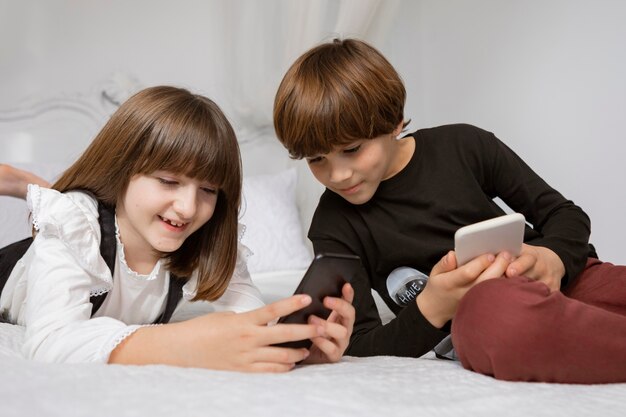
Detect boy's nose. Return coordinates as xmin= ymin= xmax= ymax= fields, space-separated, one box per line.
xmin=329 ymin=163 xmax=352 ymax=184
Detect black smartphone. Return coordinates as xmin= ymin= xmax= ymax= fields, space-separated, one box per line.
xmin=273 ymin=252 xmax=361 ymax=349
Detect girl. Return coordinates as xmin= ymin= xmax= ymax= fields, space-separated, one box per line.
xmin=0 ymin=86 xmax=355 ymax=372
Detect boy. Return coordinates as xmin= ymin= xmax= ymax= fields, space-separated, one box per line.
xmin=273 ymin=38 xmax=626 ymax=383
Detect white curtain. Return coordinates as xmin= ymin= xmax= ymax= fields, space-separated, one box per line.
xmin=220 ymin=0 xmax=402 ymax=142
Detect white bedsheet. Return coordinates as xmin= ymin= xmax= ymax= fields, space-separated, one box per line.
xmin=1 ymin=323 xmax=625 ymax=417
xmin=2 ymin=270 xmax=626 ymax=416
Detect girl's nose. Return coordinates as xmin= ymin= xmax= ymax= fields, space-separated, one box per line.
xmin=172 ymin=187 xmax=197 ymax=219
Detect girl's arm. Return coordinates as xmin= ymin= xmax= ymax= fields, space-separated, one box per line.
xmin=109 ymin=295 xmax=322 ymax=372
xmin=0 ymin=164 xmax=50 ymax=198
xmin=21 ymin=235 xmax=143 ymax=363
xmin=15 ymin=187 xmax=143 ymax=363
xmin=110 ymin=285 xmax=356 ymax=371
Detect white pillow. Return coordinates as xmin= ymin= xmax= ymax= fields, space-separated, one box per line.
xmin=240 ymin=168 xmax=313 ymax=273
xmin=0 ymin=164 xmax=313 ymax=274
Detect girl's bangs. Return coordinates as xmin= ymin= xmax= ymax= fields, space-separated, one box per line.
xmin=138 ymin=121 xmax=235 ymax=190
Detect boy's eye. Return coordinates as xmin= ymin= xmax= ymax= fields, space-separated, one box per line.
xmin=307 ymin=156 xmax=324 ymax=164
xmin=343 ymin=145 xmax=361 ymax=154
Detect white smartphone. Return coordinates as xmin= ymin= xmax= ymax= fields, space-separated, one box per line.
xmin=454 ymin=213 xmax=526 ymax=266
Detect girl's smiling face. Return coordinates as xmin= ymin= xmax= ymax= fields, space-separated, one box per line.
xmin=115 ymin=171 xmax=218 ymax=269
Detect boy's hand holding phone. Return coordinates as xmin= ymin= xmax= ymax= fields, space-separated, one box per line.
xmin=505 ymin=244 xmax=565 ymax=291
xmin=417 ymin=251 xmax=511 ymax=328
xmin=417 ymin=213 xmax=527 ymax=328
xmin=454 ymin=212 xmax=565 ymax=290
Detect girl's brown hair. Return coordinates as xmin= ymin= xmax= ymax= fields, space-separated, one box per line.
xmin=54 ymin=86 xmax=241 ymax=301
xmin=274 ymin=38 xmax=407 ymax=159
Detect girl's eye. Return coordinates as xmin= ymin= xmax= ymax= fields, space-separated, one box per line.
xmin=343 ymin=145 xmax=361 ymax=154
xmin=158 ymin=178 xmax=178 ymax=186
xmin=201 ymin=187 xmax=217 ymax=195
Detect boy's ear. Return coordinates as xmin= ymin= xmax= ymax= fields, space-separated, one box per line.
xmin=392 ymin=120 xmax=404 ymax=137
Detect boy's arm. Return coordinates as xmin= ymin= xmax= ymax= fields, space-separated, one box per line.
xmin=312 ymin=238 xmax=448 ymax=357
xmin=474 ymin=128 xmax=592 ymax=286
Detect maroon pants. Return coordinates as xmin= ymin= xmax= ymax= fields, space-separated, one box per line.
xmin=451 ymin=258 xmax=626 ymax=384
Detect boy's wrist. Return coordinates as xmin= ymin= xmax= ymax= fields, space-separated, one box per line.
xmin=415 ymin=290 xmax=450 ymax=329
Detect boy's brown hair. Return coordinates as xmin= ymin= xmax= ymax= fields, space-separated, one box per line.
xmin=274 ymin=38 xmax=406 ymax=159
xmin=54 ymin=86 xmax=242 ymax=301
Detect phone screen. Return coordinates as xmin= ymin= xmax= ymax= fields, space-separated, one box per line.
xmin=273 ymin=252 xmax=361 ymax=349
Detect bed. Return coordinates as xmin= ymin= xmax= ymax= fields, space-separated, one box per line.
xmin=1 ymin=81 xmax=625 ymax=417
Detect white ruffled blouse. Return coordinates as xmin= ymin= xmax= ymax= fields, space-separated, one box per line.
xmin=0 ymin=185 xmax=264 ymax=363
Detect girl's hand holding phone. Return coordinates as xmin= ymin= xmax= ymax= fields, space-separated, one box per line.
xmin=180 ymin=290 xmax=354 ymax=370
xmin=111 ymin=295 xmax=323 ymax=372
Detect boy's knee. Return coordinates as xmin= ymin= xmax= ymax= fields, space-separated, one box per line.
xmin=452 ymin=277 xmax=550 ymax=351
xmin=451 ymin=277 xmax=555 ymax=377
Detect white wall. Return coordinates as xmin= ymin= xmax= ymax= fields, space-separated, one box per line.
xmin=385 ymin=0 xmax=626 ymax=264
xmin=1 ymin=0 xmax=624 ymax=263
xmin=0 ymin=0 xmax=232 ymax=110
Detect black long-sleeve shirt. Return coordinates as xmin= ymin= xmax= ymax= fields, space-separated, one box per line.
xmin=308 ymin=124 xmax=596 ymax=357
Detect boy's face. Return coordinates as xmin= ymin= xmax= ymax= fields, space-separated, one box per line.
xmin=116 ymin=172 xmax=218 ymax=264
xmin=306 ymin=131 xmax=410 ymax=205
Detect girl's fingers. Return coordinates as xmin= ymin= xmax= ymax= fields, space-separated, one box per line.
xmin=322 ymin=296 xmax=355 ymax=325
xmin=247 ymin=362 xmax=296 ymax=373
xmin=311 ymin=337 xmax=341 ymax=354
xmin=341 ymin=282 xmax=354 ymax=303
xmin=321 ymin=283 xmax=355 ymax=325
xmin=247 ymin=294 xmax=312 ymax=325
xmin=260 ymin=322 xmax=322 ymax=346
xmin=309 ymin=315 xmax=349 ymax=341
xmin=252 ymin=346 xmax=310 ymax=365
xmin=304 ymin=337 xmax=347 ymax=364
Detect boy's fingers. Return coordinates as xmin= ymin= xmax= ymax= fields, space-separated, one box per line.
xmin=476 ymin=252 xmax=511 ymax=283
xmin=445 ymin=253 xmax=496 ymax=287
xmin=430 ymin=251 xmax=457 ymax=276
xmin=506 ymin=254 xmax=533 ymax=278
